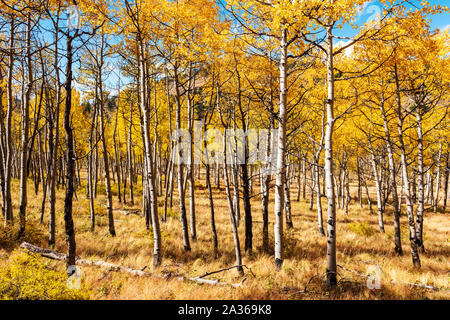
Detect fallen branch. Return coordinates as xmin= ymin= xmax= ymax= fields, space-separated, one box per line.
xmin=197 ymin=264 xmax=255 ymax=279
xmin=19 ymin=242 xmax=245 ymax=288
xmin=20 ymin=242 xmax=150 ymax=276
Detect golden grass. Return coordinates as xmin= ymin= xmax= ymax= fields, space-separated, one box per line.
xmin=0 ymin=176 xmax=449 ymax=300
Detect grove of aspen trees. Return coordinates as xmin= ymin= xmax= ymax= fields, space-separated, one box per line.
xmin=0 ymin=0 xmax=448 ymax=300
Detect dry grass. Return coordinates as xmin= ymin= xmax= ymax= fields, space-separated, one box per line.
xmin=0 ymin=176 xmax=449 ymax=300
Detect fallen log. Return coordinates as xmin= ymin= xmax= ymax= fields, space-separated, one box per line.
xmin=19 ymin=242 xmax=245 ymax=287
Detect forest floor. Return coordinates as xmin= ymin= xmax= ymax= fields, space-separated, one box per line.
xmin=0 ymin=177 xmax=449 ymax=300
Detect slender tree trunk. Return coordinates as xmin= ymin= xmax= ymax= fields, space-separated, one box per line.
xmin=204 ymin=121 xmax=218 ymax=257
xmin=324 ymin=24 xmax=337 ymax=288
xmin=18 ymin=16 xmax=33 ymax=237
xmin=186 ymin=68 xmax=196 ymax=241
xmin=88 ymin=104 xmax=96 ymax=231
xmin=113 ymin=97 xmax=122 ymax=204
xmin=416 ymin=110 xmax=425 ymax=252
xmin=260 ymin=118 xmax=272 ymax=253
xmin=394 ymin=64 xmax=420 ymax=268
xmin=223 ymin=130 xmax=243 ymax=275
xmin=97 ymin=68 xmax=115 ymax=237
xmin=368 ymin=141 xmax=386 ymax=234
xmin=4 ymin=17 xmax=15 ymax=225
xmin=274 ymin=26 xmax=288 ymax=270
xmin=63 ymin=33 xmax=77 ymax=270
xmin=443 ymin=150 xmax=449 ymax=212
xmin=174 ymin=64 xmax=190 ymax=252
xmin=48 ymin=22 xmax=61 ymax=245
xmin=138 ymin=39 xmax=161 ymax=267
xmin=315 ymin=155 xmax=325 ymax=236
xmin=284 ymin=158 xmax=293 ymax=229
xmin=379 ymin=96 xmax=402 ymax=250
xmin=433 ymin=142 xmax=442 ymax=213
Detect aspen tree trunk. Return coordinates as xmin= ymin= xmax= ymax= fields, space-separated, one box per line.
xmin=394 ymin=64 xmax=420 ymax=268
xmin=433 ymin=142 xmax=442 ymax=213
xmin=309 ymin=163 xmax=315 ymax=211
xmin=236 ymin=70 xmax=252 ymax=254
xmin=302 ymin=154 xmax=307 ymax=200
xmin=223 ymin=130 xmax=243 ymax=275
xmin=324 ymin=24 xmax=337 ymax=288
xmin=203 ymin=121 xmax=218 ymax=257
xmin=141 ymin=144 xmax=150 ymax=229
xmin=215 ymin=161 xmax=221 ymax=189
xmin=163 ymin=73 xmax=173 ymax=221
xmin=429 ymin=172 xmax=435 ymax=207
xmin=73 ymin=141 xmax=80 ymax=202
xmin=113 ymin=99 xmax=121 ymax=203
xmin=4 ymin=17 xmax=14 ymax=224
xmin=231 ymin=155 xmax=240 ymax=227
xmin=443 ymin=151 xmax=449 ymax=212
xmin=93 ymin=117 xmax=99 ymax=198
xmin=361 ymin=165 xmax=373 ymax=214
xmin=416 ymin=109 xmax=425 ymax=252
xmin=335 ymin=168 xmax=341 ymax=209
xmin=357 ymin=158 xmax=363 ymax=208
xmin=97 ymin=67 xmax=115 ymax=237
xmin=296 ymin=154 xmax=301 ymax=202
xmin=88 ymin=103 xmax=97 ymax=231
xmin=315 ymin=155 xmax=325 ymax=236
xmin=428 ymin=172 xmax=434 ymax=205
xmin=368 ymin=139 xmax=386 ymax=234
xmin=158 ymin=141 xmax=163 ymax=197
xmin=340 ymin=164 xmax=345 ymax=209
xmin=137 ymin=77 xmax=151 ymax=230
xmin=274 ymin=26 xmax=287 ymax=270
xmin=18 ymin=16 xmax=33 ymax=237
xmin=186 ymin=69 xmax=196 ymax=241
xmin=412 ymin=171 xmax=417 ymax=204
xmin=63 ymin=33 xmax=77 ymax=269
xmin=260 ymin=115 xmax=272 ymax=253
xmin=346 ymin=168 xmax=350 ymax=204
xmin=174 ymin=64 xmax=190 ymax=252
xmin=231 ymin=105 xmax=240 ymax=227
xmin=48 ymin=22 xmax=61 ymax=245
xmin=128 ymin=101 xmax=134 ymax=205
xmin=37 ymin=132 xmax=45 ymax=196
xmin=169 ymin=158 xmax=175 ymax=208
xmin=163 ymin=148 xmax=173 ymax=222
xmin=379 ymin=97 xmax=401 ymax=249
xmin=138 ymin=40 xmax=161 ymax=267
xmin=284 ymin=157 xmax=293 ymax=229
xmin=424 ymin=171 xmax=430 ymax=204
xmin=0 ymin=67 xmax=7 ymax=221
xmin=28 ymin=80 xmax=45 ymax=197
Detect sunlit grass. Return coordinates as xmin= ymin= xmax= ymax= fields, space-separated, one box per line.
xmin=0 ymin=176 xmax=448 ymax=300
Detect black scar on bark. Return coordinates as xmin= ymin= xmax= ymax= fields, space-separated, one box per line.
xmin=275 ymin=258 xmax=283 ymax=271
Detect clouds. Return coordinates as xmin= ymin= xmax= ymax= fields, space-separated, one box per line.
xmin=335 ymin=40 xmax=354 ymax=58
